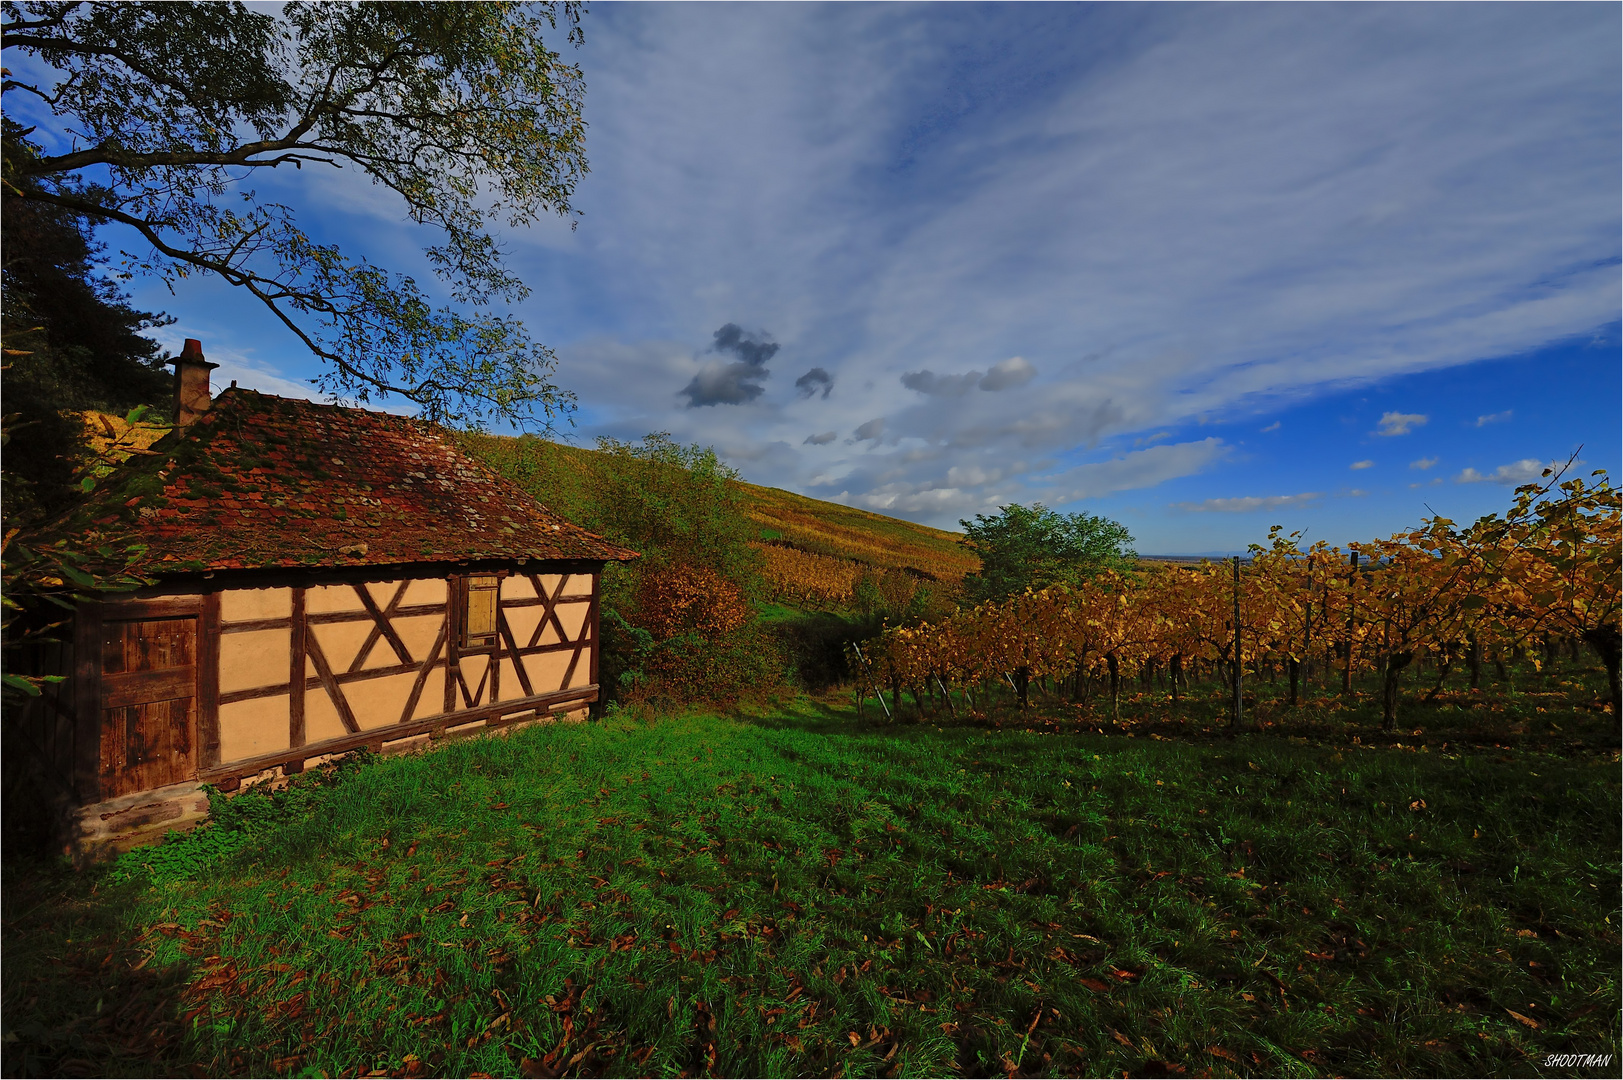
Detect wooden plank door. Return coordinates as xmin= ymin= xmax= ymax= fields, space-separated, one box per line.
xmin=100 ymin=615 xmax=199 ymax=796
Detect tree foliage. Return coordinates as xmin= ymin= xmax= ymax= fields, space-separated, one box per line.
xmin=958 ymin=503 xmax=1136 ymax=605
xmin=2 ymin=0 xmax=588 ymax=427
xmin=1 ymin=138 xmax=175 ymax=525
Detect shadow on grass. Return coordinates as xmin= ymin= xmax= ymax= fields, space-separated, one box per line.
xmin=1 ymin=862 xmax=206 ymax=1078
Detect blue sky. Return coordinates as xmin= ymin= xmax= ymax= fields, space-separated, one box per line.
xmin=31 ymin=4 xmax=1623 ymax=553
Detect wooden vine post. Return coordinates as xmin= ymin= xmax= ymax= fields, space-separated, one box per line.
xmin=1342 ymin=549 xmax=1359 ymax=694
xmin=1231 ymin=555 xmax=1243 ymax=729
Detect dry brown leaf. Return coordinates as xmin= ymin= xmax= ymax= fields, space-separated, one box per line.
xmin=1505 ymin=1009 xmax=1540 ymax=1029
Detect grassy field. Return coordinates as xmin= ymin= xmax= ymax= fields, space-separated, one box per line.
xmin=3 ymin=666 xmax=1618 ymax=1079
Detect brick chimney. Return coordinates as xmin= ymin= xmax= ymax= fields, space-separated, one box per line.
xmin=171 ymin=339 xmax=220 ymax=427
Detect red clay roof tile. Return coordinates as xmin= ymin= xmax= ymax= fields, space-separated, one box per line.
xmin=53 ymin=389 xmax=637 ymax=575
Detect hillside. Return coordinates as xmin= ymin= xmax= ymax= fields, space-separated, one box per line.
xmin=456 ymin=431 xmax=977 ymax=584
xmin=738 ymin=484 xmax=976 ymax=580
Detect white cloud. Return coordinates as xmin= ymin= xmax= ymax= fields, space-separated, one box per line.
xmin=122 ymin=5 xmax=1618 ymax=528
xmin=1259 ymin=421 xmax=1281 ymax=433
xmin=1376 ymin=411 xmax=1429 ymax=436
xmin=1475 ymin=410 xmax=1514 ymax=426
xmin=1350 ymin=459 xmax=1375 ymax=470
xmin=1175 ymin=492 xmax=1323 ymax=513
xmin=1410 ymin=456 xmax=1439 ymax=470
xmin=1455 ymin=458 xmax=1552 ymax=485
xmin=1043 ymin=437 xmax=1230 ymax=503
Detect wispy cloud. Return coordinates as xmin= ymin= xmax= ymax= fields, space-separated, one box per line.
xmin=1350 ymin=460 xmax=1375 ymax=470
xmin=1259 ymin=420 xmax=1281 ymax=433
xmin=851 ymin=418 xmax=885 ymax=443
xmin=1376 ymin=411 xmax=1429 ymax=436
xmin=1475 ymin=410 xmax=1513 ymax=427
xmin=1410 ymin=456 xmax=1439 ymax=470
xmin=1175 ymin=492 xmax=1323 ymax=513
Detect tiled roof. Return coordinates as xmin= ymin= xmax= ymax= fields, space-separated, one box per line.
xmin=52 ymin=389 xmax=638 ymax=575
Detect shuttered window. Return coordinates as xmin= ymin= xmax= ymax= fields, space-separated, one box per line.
xmin=462 ymin=575 xmax=499 ymax=649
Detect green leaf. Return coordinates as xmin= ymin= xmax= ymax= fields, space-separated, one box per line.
xmin=58 ymin=564 xmax=98 ymax=587
xmin=2 ymin=672 xmax=43 ymax=697
xmin=80 ymin=476 xmax=96 ymax=492
xmin=125 ymin=404 xmax=149 ymax=424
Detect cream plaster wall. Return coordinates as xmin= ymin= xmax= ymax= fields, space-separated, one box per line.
xmin=303 ymin=688 xmax=350 ymax=743
xmin=524 ymin=650 xmax=589 ymax=694
xmin=458 ymin=654 xmax=490 ymax=704
xmin=345 ymin=671 xmax=420 ymax=731
xmin=409 ymin=669 xmax=446 ymax=721
xmin=220 ymin=587 xmax=292 ymax=623
xmin=394 ymin=614 xmax=445 ymax=663
xmin=306 ymin=583 xmax=370 ymax=614
xmin=219 ymin=696 xmax=291 ymax=763
xmin=220 ymin=629 xmax=290 ymax=693
xmin=402 ymin=578 xmax=447 ymax=606
xmin=554 ymin=600 xmax=590 ymax=641
xmin=504 ymin=606 xmax=544 ymax=649
xmin=310 ymin=620 xmax=373 ymax=673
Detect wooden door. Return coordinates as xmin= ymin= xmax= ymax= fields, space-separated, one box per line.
xmin=100 ymin=616 xmax=199 ymax=796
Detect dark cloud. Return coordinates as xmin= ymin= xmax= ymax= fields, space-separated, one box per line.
xmin=711 ymin=322 xmax=780 ymax=367
xmin=680 ymin=322 xmax=780 ymax=407
xmin=803 ymin=430 xmax=837 ymax=445
xmin=900 ymin=369 xmax=981 ymax=396
xmin=794 ymin=367 xmax=834 ymax=399
xmin=901 ymin=356 xmax=1037 ymax=397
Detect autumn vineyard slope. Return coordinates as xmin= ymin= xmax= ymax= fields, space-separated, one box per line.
xmin=855 ymin=465 xmax=1621 ymax=730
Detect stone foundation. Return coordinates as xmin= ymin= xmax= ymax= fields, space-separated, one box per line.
xmin=68 ymin=780 xmax=211 ymax=864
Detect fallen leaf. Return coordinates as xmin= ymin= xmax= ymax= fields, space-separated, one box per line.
xmin=1505 ymin=1009 xmax=1540 ymax=1030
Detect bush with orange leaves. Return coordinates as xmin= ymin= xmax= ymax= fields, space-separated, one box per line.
xmin=633 ymin=562 xmax=750 ymax=642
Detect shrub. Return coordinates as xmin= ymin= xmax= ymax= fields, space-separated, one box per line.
xmin=634 ymin=563 xmax=749 ymax=641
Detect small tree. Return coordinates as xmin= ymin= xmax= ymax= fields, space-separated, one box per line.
xmin=958 ymin=503 xmax=1135 ymax=605
xmin=3 ymin=1 xmax=587 ymax=427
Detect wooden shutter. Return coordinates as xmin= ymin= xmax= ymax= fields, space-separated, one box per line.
xmin=462 ymin=575 xmax=499 ymax=650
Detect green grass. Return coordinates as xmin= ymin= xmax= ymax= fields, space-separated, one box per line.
xmin=3 ymin=674 xmax=1619 ymax=1079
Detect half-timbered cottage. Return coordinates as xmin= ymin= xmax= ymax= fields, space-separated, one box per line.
xmin=13 ymin=341 xmax=636 ymax=857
